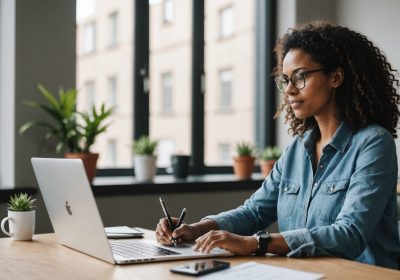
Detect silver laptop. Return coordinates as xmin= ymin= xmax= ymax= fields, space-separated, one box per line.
xmin=31 ymin=158 xmax=232 ymax=265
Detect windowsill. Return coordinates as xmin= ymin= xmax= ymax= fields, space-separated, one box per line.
xmin=92 ymin=173 xmax=265 ymax=196
xmin=0 ymin=174 xmax=266 ymax=201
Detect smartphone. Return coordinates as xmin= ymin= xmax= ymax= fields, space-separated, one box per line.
xmin=170 ymin=260 xmax=230 ymax=276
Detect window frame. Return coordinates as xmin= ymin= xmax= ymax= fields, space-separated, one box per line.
xmin=97 ymin=0 xmax=276 ymax=177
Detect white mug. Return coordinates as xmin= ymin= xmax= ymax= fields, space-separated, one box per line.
xmin=1 ymin=210 xmax=35 ymax=240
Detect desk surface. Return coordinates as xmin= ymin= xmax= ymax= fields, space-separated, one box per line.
xmin=1 ymin=230 xmax=398 ymax=280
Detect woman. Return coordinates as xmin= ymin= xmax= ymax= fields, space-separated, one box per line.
xmin=155 ymin=22 xmax=400 ymax=269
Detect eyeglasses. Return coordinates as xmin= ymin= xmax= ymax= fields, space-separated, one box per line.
xmin=274 ymin=68 xmax=326 ymax=93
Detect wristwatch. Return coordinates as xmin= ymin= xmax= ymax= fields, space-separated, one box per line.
xmin=254 ymin=230 xmax=271 ymax=256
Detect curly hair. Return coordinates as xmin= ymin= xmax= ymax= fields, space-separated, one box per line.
xmin=273 ymin=22 xmax=400 ymax=138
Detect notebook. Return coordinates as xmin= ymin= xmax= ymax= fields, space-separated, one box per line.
xmin=31 ymin=157 xmax=233 ymax=264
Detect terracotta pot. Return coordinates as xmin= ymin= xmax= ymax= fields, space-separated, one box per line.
xmin=64 ymin=152 xmax=99 ymax=183
xmin=260 ymin=159 xmax=276 ymax=178
xmin=233 ymin=156 xmax=255 ymax=180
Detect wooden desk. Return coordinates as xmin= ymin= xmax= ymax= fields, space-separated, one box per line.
xmin=1 ymin=230 xmax=398 ymax=280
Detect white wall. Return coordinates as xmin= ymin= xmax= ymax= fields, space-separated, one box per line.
xmin=0 ymin=0 xmax=16 ymax=188
xmin=0 ymin=0 xmax=76 ymax=188
xmin=335 ymin=0 xmax=400 ymax=177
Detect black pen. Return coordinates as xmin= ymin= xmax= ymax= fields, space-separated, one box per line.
xmin=159 ymin=197 xmax=186 ymax=246
xmin=171 ymin=208 xmax=186 ymax=246
xmin=159 ymin=197 xmax=174 ymax=231
xmin=176 ymin=208 xmax=186 ymax=229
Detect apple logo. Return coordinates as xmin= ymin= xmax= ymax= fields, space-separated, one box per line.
xmin=65 ymin=201 xmax=72 ymax=215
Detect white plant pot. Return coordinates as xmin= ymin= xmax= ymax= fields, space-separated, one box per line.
xmin=1 ymin=210 xmax=35 ymax=240
xmin=134 ymin=155 xmax=157 ymax=182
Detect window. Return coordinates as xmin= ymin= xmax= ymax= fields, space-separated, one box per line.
xmin=163 ymin=0 xmax=174 ymax=23
xmin=218 ymin=143 xmax=231 ymax=164
xmin=149 ymin=0 xmax=192 ymax=168
xmin=108 ymin=76 xmax=117 ymax=107
xmin=205 ymin=0 xmax=255 ymax=166
xmin=74 ymin=0 xmax=275 ymax=175
xmin=106 ymin=139 xmax=117 ymax=166
xmin=157 ymin=139 xmax=175 ymax=167
xmin=161 ymin=72 xmax=173 ymax=113
xmin=76 ymin=0 xmax=134 ymax=169
xmin=108 ymin=12 xmax=118 ymax=47
xmin=85 ymin=81 xmax=95 ymax=111
xmin=83 ymin=22 xmax=95 ymax=53
xmin=219 ymin=6 xmax=234 ymax=38
xmin=219 ymin=68 xmax=233 ymax=110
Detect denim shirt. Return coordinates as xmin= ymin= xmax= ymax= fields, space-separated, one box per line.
xmin=206 ymin=122 xmax=400 ymax=269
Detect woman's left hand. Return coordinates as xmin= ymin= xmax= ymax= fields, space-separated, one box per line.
xmin=193 ymin=230 xmax=258 ymax=255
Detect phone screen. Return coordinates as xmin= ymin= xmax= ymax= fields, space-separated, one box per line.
xmin=170 ymin=260 xmax=230 ymax=276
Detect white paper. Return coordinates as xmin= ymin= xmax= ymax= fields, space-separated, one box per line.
xmin=104 ymin=226 xmax=144 ymax=238
xmin=200 ymin=261 xmax=325 ymax=280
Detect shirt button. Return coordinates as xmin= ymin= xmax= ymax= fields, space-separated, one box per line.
xmin=329 ymin=186 xmax=335 ymax=192
xmin=284 ymin=187 xmax=288 ymax=192
xmin=313 ymin=183 xmax=318 ymax=188
xmin=319 ymin=164 xmax=324 ymax=169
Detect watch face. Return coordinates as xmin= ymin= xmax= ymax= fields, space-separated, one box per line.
xmin=259 ymin=232 xmax=269 ymax=239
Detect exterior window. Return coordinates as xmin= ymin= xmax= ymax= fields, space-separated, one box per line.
xmin=85 ymin=81 xmax=95 ymax=111
xmin=76 ymin=0 xmax=133 ymax=168
xmin=219 ymin=69 xmax=233 ymax=109
xmin=108 ymin=76 xmax=117 ymax=107
xmin=107 ymin=139 xmax=117 ymax=166
xmin=205 ymin=0 xmax=255 ymax=166
xmin=108 ymin=12 xmax=118 ymax=47
xmin=150 ymin=0 xmax=192 ymax=168
xmin=157 ymin=139 xmax=175 ymax=167
xmin=219 ymin=6 xmax=234 ymax=38
xmin=161 ymin=73 xmax=173 ymax=113
xmin=163 ymin=0 xmax=174 ymax=23
xmin=83 ymin=22 xmax=95 ymax=53
xmin=218 ymin=143 xmax=231 ymax=164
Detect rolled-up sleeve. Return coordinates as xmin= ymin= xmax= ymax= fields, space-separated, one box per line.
xmin=204 ymin=151 xmax=285 ymax=235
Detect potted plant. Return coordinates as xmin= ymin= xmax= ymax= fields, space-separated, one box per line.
xmin=19 ymin=84 xmax=113 ymax=183
xmin=133 ymin=135 xmax=158 ymax=182
xmin=233 ymin=142 xmax=256 ymax=180
xmin=259 ymin=146 xmax=282 ymax=177
xmin=1 ymin=193 xmax=36 ymax=241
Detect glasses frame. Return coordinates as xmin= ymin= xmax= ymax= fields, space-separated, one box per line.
xmin=274 ymin=68 xmax=326 ymax=93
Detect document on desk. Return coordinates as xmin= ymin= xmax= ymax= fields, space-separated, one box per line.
xmin=200 ymin=261 xmax=325 ymax=280
xmin=104 ymin=226 xmax=144 ymax=238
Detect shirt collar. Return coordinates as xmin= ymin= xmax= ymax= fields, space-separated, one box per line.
xmin=302 ymin=121 xmax=352 ymax=154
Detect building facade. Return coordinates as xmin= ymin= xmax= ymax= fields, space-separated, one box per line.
xmin=76 ymin=0 xmax=255 ymax=168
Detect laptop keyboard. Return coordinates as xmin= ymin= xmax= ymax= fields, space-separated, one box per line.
xmin=109 ymin=240 xmax=180 ymax=259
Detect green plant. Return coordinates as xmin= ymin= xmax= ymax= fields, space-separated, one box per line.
xmin=7 ymin=193 xmax=36 ymax=212
xmin=19 ymin=84 xmax=113 ymax=153
xmin=133 ymin=135 xmax=158 ymax=155
xmin=235 ymin=142 xmax=255 ymax=157
xmin=260 ymin=146 xmax=282 ymax=161
xmin=79 ymin=104 xmax=113 ymax=152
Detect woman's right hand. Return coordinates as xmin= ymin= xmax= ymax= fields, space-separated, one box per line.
xmin=155 ymin=217 xmax=198 ymax=245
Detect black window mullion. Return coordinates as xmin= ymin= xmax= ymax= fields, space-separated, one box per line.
xmin=255 ymin=0 xmax=277 ymax=149
xmin=133 ymin=0 xmax=149 ymax=140
xmin=191 ymin=0 xmax=205 ymax=174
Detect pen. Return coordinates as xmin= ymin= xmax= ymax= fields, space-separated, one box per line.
xmin=159 ymin=197 xmax=174 ymax=231
xmin=159 ymin=197 xmax=186 ymax=247
xmin=176 ymin=208 xmax=186 ymax=229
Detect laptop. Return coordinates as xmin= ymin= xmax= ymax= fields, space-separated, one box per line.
xmin=31 ymin=158 xmax=233 ymax=265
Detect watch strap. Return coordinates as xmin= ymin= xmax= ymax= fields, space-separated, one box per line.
xmin=255 ymin=230 xmax=271 ymax=256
